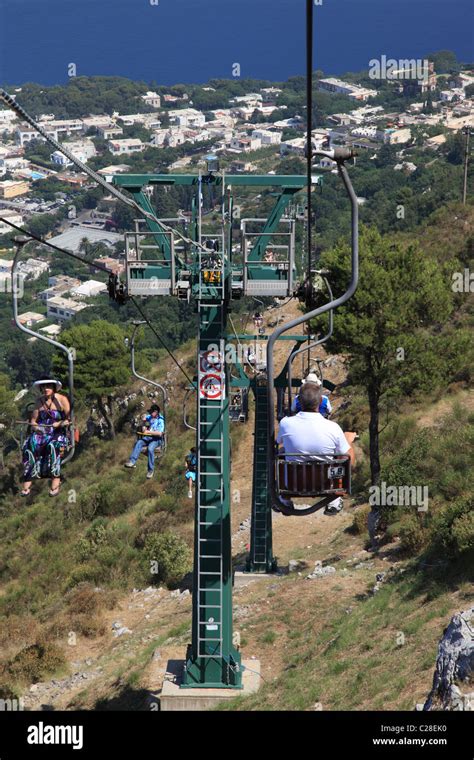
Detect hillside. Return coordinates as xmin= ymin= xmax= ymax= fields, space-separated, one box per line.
xmin=0 ymin=289 xmax=472 ymax=711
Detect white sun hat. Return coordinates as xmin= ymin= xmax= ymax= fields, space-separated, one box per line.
xmin=301 ymin=372 xmax=322 ymax=386
xmin=33 ymin=377 xmax=63 ymax=392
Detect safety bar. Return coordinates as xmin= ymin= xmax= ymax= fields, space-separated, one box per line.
xmin=183 ymin=386 xmax=197 ymax=431
xmin=12 ymin=239 xmax=75 ymax=463
xmin=267 ymin=155 xmax=358 ymax=508
xmin=276 ymin=453 xmax=351 ymax=497
xmin=128 ymin=321 xmax=169 ymax=447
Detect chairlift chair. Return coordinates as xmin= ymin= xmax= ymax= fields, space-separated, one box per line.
xmin=12 ymin=237 xmax=76 ymax=466
xmin=266 ymin=147 xmax=359 ymax=517
xmin=126 ymin=320 xmax=168 ymax=457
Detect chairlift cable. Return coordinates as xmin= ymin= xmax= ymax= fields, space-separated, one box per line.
xmin=1 ymin=215 xmax=193 ymax=387
xmin=129 ymin=297 xmax=194 ymax=385
xmin=0 ymin=216 xmax=113 ymax=274
xmin=306 ymin=0 xmax=314 ymax=280
xmin=0 ymin=88 xmax=219 ymax=255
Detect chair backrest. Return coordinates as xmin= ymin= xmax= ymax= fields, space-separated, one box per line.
xmin=276 ymin=455 xmax=351 ymax=497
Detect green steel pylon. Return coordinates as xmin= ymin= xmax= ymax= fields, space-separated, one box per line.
xmin=246 ymin=377 xmax=277 ymax=573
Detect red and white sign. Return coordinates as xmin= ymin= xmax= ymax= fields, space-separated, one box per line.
xmin=199 ymin=348 xmax=225 ymax=401
xmin=199 ymin=374 xmax=223 ymax=400
xmin=200 ymin=349 xmax=222 ymax=374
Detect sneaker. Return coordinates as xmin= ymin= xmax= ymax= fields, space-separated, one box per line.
xmin=188 ymin=491 xmax=193 ymax=499
xmin=146 ymin=471 xmax=154 ymax=479
xmin=124 ymin=461 xmax=136 ymax=468
xmin=324 ymin=497 xmax=343 ymax=515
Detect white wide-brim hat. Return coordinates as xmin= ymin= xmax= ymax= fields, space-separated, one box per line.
xmin=33 ymin=378 xmax=63 ymax=392
xmin=302 ymin=372 xmax=322 ymax=386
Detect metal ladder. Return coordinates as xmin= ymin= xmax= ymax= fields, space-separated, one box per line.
xmin=248 ymin=379 xmax=275 ymax=572
xmin=196 ymin=332 xmax=226 ymax=660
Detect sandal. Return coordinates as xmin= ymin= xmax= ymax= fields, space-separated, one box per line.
xmin=20 ymin=488 xmax=31 ymax=497
xmin=49 ymin=487 xmax=61 ymax=497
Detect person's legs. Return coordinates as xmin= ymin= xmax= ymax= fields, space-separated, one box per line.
xmin=186 ymin=471 xmax=195 ymax=498
xmin=127 ymin=438 xmax=145 ymax=465
xmin=147 ymin=440 xmax=160 ymax=473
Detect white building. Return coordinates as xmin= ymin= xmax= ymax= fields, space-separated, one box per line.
xmin=210 ymin=109 xmax=236 ymax=127
xmin=17 ymin=258 xmax=49 ymax=280
xmin=261 ymin=87 xmax=282 ymax=104
xmin=17 ymin=311 xmax=45 ymax=327
xmin=70 ymin=280 xmax=107 ymax=298
xmin=280 ymin=137 xmax=306 ymax=156
xmin=251 ymin=129 xmax=281 ymax=145
xmin=97 ymin=125 xmax=124 ymax=140
xmin=141 ymin=91 xmax=161 ymax=109
xmin=51 ymin=139 xmax=97 ymax=167
xmin=16 ymin=126 xmax=59 ymax=147
xmin=0 ymin=210 xmax=24 ymax=235
xmin=108 ymin=138 xmax=145 ymax=155
xmin=440 ymin=89 xmax=465 ymax=102
xmin=318 ymin=78 xmax=377 ymax=101
xmin=230 ymin=136 xmax=262 ymax=152
xmin=351 ymin=126 xmax=378 ymax=139
xmin=230 ymin=94 xmax=262 ymax=108
xmin=168 ymin=109 xmax=206 ymax=128
xmin=81 ymin=116 xmax=115 ymax=131
xmin=0 ymin=110 xmax=18 ymax=127
xmin=47 ymin=296 xmax=89 ymax=322
xmin=383 ymin=127 xmax=411 ymax=145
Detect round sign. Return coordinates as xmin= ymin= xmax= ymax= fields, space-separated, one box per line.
xmin=199 ymin=374 xmax=223 ymax=400
xmin=200 ymin=350 xmax=222 ymax=373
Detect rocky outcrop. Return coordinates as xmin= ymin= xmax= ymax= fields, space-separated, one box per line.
xmin=424 ymin=607 xmax=474 ymax=711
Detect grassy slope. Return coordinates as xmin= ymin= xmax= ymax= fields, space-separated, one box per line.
xmin=0 ymin=205 xmax=472 ymax=708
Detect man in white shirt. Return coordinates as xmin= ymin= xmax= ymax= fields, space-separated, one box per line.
xmin=277 ymin=383 xmax=356 ymax=512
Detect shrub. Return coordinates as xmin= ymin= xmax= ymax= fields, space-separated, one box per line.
xmin=66 ymin=584 xmax=100 ymax=616
xmin=7 ymin=642 xmax=67 ymax=684
xmin=69 ymin=614 xmax=106 ymax=638
xmin=143 ymin=530 xmax=191 ymax=587
xmin=398 ymin=513 xmax=427 ymax=556
xmin=134 ymin=512 xmax=171 ymax=548
xmin=429 ymin=496 xmax=474 ymax=557
xmin=76 ymin=519 xmax=108 ymax=561
xmin=451 ymin=511 xmax=474 ymax=555
xmin=349 ymin=505 xmax=371 ymax=535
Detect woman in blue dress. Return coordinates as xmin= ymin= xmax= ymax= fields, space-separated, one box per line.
xmin=21 ymin=376 xmax=71 ymax=497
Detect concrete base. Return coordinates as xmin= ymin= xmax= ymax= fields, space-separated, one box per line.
xmin=160 ymin=659 xmax=261 ymax=711
xmin=233 ymin=570 xmax=279 ymax=588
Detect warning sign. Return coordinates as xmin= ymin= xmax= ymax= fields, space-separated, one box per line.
xmin=199 ymin=348 xmax=225 ymax=401
xmin=200 ymin=349 xmax=223 ymax=374
xmin=199 ymin=374 xmax=223 ymax=400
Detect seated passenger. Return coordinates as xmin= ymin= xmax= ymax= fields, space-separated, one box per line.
xmin=185 ymin=447 xmax=197 ymax=499
xmin=124 ymin=404 xmax=165 ymax=479
xmin=291 ymin=372 xmax=332 ymax=418
xmin=21 ymin=376 xmax=71 ymax=498
xmin=278 ymin=383 xmax=356 ymax=513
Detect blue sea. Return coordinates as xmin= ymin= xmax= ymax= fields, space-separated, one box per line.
xmin=0 ymin=0 xmax=473 ymax=87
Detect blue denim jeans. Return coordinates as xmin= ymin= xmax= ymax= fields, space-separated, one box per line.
xmin=129 ymin=438 xmax=162 ymax=471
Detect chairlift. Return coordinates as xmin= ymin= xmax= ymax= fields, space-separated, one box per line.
xmin=12 ymin=237 xmax=76 ymax=465
xmin=266 ymin=148 xmax=359 ymax=516
xmin=125 ymin=320 xmax=168 ymax=457
xmin=229 ymin=387 xmax=249 ymax=423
